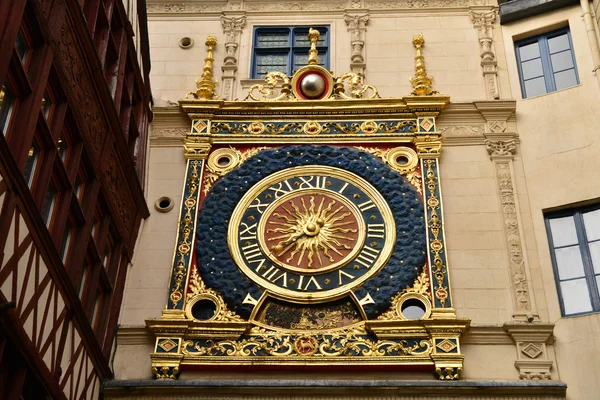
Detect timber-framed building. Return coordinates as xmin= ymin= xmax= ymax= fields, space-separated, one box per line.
xmin=0 ymin=0 xmax=152 ymax=397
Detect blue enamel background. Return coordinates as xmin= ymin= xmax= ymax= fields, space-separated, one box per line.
xmin=195 ymin=145 xmax=426 ymax=319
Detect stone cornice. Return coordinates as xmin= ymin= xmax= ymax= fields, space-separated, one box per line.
xmin=116 ymin=326 xmax=154 ymax=345
xmin=149 ymin=101 xmax=519 ymax=148
xmin=150 ymin=106 xmax=191 ymax=146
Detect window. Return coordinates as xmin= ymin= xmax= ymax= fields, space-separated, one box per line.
xmin=0 ymin=81 xmax=17 ymax=135
xmin=546 ymin=205 xmax=600 ymax=316
xmin=515 ymin=28 xmax=579 ymax=98
xmin=23 ymin=140 xmax=40 ymax=187
xmin=14 ymin=29 xmax=30 ymax=65
xmin=251 ymin=26 xmax=329 ymax=79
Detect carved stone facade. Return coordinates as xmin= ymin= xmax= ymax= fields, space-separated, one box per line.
xmin=470 ymin=9 xmax=500 ymax=100
xmin=344 ymin=13 xmax=369 ymax=75
xmin=220 ymin=15 xmax=246 ymax=100
xmin=505 ymin=323 xmax=554 ymax=380
xmin=147 ymin=0 xmax=494 ymax=13
xmin=485 ymin=125 xmax=537 ymax=323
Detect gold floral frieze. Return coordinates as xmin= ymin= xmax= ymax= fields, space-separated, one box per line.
xmin=209 ymin=120 xmax=417 ymax=136
xmin=181 ymin=333 xmax=433 ymax=358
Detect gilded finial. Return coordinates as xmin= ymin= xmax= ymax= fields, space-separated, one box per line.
xmin=410 ymin=33 xmax=436 ymax=96
xmin=191 ymin=35 xmax=218 ymax=100
xmin=307 ymin=28 xmax=320 ymax=65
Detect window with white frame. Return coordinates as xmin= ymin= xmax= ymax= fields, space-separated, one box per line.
xmin=545 ymin=205 xmax=600 ymax=316
xmin=251 ymin=26 xmax=329 ymax=79
xmin=515 ymin=27 xmax=579 ymax=98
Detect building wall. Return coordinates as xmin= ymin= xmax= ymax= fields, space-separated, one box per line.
xmin=500 ymin=5 xmax=600 ymax=399
xmin=113 ymin=0 xmax=600 ymax=398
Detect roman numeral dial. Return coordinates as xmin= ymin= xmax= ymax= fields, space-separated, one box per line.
xmin=228 ymin=166 xmax=395 ymax=303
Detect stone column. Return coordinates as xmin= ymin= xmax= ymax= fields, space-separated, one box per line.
xmin=344 ymin=13 xmax=369 ymax=76
xmin=470 ymin=9 xmax=500 ymax=100
xmin=220 ymin=15 xmax=246 ymax=100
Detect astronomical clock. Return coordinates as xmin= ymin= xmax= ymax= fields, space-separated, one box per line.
xmin=146 ymin=30 xmax=469 ymax=380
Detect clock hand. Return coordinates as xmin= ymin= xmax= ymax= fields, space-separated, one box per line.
xmin=272 ymin=230 xmax=307 ymax=254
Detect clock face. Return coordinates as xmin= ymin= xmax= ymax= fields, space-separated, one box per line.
xmin=228 ymin=166 xmax=395 ymax=302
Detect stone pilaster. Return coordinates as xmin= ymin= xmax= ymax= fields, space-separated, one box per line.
xmin=344 ymin=13 xmax=369 ymax=76
xmin=484 ymin=136 xmax=538 ymax=322
xmin=220 ymin=15 xmax=246 ymax=100
xmin=470 ymin=9 xmax=500 ymax=100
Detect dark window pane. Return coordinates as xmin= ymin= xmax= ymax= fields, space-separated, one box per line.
xmin=91 ymin=220 xmax=98 ymax=240
xmin=91 ymin=292 xmax=104 ymax=326
xmin=75 ymin=174 xmax=84 ymax=203
xmin=560 ymin=278 xmax=593 ymax=315
xmin=15 ymin=30 xmax=29 ymax=64
xmin=521 ymin=58 xmax=544 ymax=80
xmin=524 ymin=76 xmax=547 ymax=97
xmin=57 ymin=135 xmax=68 ymax=162
xmin=257 ymin=32 xmax=288 ymax=48
xmin=41 ymin=180 xmax=57 ymax=225
xmin=103 ymin=235 xmax=114 ymax=270
xmin=79 ymin=261 xmax=89 ymax=298
xmin=550 ymin=50 xmax=574 ymax=72
xmin=41 ymin=90 xmax=52 ymax=119
xmin=294 ymin=30 xmax=326 ymax=46
xmin=548 ymin=33 xmax=570 ymax=54
xmin=0 ymin=81 xmax=16 ymax=135
xmin=256 ymin=53 xmax=287 ymax=77
xmin=60 ymin=219 xmax=73 ymax=264
xmin=555 ymin=245 xmax=585 ymax=280
xmin=519 ymin=42 xmax=540 ymax=61
xmin=24 ymin=142 xmax=40 ymax=187
xmin=554 ymin=69 xmax=578 ymax=90
xmin=293 ymin=51 xmax=326 ymax=69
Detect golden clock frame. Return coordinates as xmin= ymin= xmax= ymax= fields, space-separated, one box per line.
xmin=227 ymin=165 xmax=396 ymax=303
xmin=147 ymin=33 xmax=470 ymax=381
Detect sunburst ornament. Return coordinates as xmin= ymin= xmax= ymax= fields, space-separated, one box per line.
xmin=263 ymin=192 xmax=364 ymax=273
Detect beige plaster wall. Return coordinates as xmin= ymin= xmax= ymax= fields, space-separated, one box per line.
xmin=501 ymin=5 xmax=600 ymax=400
xmin=440 ymin=145 xmax=514 ymax=324
xmin=149 ymin=18 xmax=223 ymax=102
xmin=147 ymin=9 xmax=500 ymax=102
xmin=120 ymin=145 xmax=186 ymax=325
xmin=363 ymin=14 xmax=483 ymax=100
